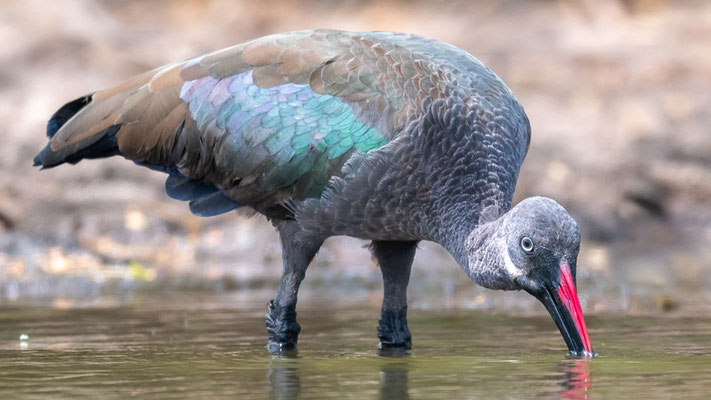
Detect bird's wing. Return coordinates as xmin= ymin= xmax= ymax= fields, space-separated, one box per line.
xmin=37 ymin=30 xmax=452 ymax=214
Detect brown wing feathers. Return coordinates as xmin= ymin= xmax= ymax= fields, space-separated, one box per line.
xmin=35 ymin=30 xmax=446 ymax=174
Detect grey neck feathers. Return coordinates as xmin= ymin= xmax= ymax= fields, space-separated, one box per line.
xmin=409 ymin=94 xmax=527 ymax=288
xmin=439 ymin=210 xmax=518 ymax=291
xmin=414 ymin=96 xmax=521 ymax=256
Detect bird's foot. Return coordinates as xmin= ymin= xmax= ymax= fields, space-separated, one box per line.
xmin=377 ymin=308 xmax=412 ymax=350
xmin=266 ymin=299 xmax=301 ymax=352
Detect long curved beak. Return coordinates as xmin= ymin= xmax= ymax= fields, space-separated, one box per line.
xmin=535 ymin=264 xmax=593 ymax=357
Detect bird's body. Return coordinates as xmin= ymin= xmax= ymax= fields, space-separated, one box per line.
xmin=35 ymin=30 xmax=592 ymax=356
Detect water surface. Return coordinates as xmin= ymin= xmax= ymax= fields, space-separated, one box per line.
xmin=1 ymin=296 xmax=709 ymax=399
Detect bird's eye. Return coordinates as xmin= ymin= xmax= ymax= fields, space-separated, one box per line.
xmin=520 ymin=236 xmax=534 ymax=253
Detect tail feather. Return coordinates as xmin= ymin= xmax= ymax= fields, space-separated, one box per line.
xmin=34 ymin=58 xmax=245 ymax=218
xmin=46 ymin=94 xmax=93 ymax=138
xmin=33 ymin=89 xmax=129 ymax=169
xmin=33 ymin=68 xmax=157 ymax=169
xmin=165 ymin=174 xmax=220 ymax=200
xmin=34 ymin=124 xmax=121 ymax=168
xmin=188 ymin=191 xmax=242 ymax=217
xmin=165 ymin=173 xmax=243 ymax=216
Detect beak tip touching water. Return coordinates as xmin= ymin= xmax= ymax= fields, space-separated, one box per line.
xmin=536 ymin=264 xmax=594 ymax=358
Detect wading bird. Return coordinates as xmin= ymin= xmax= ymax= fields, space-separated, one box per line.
xmin=35 ymin=30 xmax=593 ymax=356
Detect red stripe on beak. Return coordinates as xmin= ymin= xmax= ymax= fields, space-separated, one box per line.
xmin=556 ymin=265 xmax=592 ymax=354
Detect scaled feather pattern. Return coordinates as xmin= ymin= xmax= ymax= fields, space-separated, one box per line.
xmin=34 ymin=29 xmax=530 ymax=233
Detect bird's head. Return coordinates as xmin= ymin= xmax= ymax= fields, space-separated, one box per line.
xmin=466 ymin=196 xmax=593 ymax=357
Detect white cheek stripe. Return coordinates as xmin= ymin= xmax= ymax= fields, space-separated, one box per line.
xmin=503 ymin=248 xmax=524 ymax=278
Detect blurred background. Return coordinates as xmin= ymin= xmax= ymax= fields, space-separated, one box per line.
xmin=1 ymin=0 xmax=709 ymax=315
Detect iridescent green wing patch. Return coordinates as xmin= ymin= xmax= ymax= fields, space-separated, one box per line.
xmin=180 ymin=70 xmax=389 ymax=199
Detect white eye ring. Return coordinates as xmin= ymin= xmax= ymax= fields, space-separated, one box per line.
xmin=520 ymin=236 xmax=534 ymax=253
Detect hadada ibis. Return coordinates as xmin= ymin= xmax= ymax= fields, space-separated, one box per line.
xmin=34 ymin=30 xmax=593 ymax=357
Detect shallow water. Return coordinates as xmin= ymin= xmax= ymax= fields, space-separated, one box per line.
xmin=1 ymin=296 xmax=710 ymax=399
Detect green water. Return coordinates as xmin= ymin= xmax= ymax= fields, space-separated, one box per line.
xmin=1 ymin=296 xmax=710 ymax=399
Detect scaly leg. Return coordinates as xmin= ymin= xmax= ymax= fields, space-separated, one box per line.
xmin=371 ymin=240 xmax=418 ymax=350
xmin=266 ymin=220 xmax=323 ymax=352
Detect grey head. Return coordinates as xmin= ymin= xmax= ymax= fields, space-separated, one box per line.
xmin=466 ymin=196 xmax=593 ymax=356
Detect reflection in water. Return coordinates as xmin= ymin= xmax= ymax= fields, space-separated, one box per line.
xmin=378 ymin=348 xmax=410 ymax=400
xmin=265 ymin=350 xmax=412 ymax=400
xmin=559 ymin=360 xmax=591 ymax=400
xmin=268 ymin=354 xmax=301 ymax=400
xmin=379 ymin=364 xmax=410 ymax=400
xmin=377 ymin=346 xmax=410 ymax=358
xmin=4 ymin=303 xmax=711 ymax=399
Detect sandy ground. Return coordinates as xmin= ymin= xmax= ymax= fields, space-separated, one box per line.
xmin=0 ymin=0 xmax=710 ymax=314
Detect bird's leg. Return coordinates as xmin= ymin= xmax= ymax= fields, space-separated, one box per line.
xmin=266 ymin=220 xmax=323 ymax=352
xmin=371 ymin=240 xmax=418 ymax=350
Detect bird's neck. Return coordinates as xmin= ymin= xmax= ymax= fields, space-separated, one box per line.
xmin=410 ymin=98 xmax=522 ymax=269
xmin=439 ymin=209 xmax=518 ymax=290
